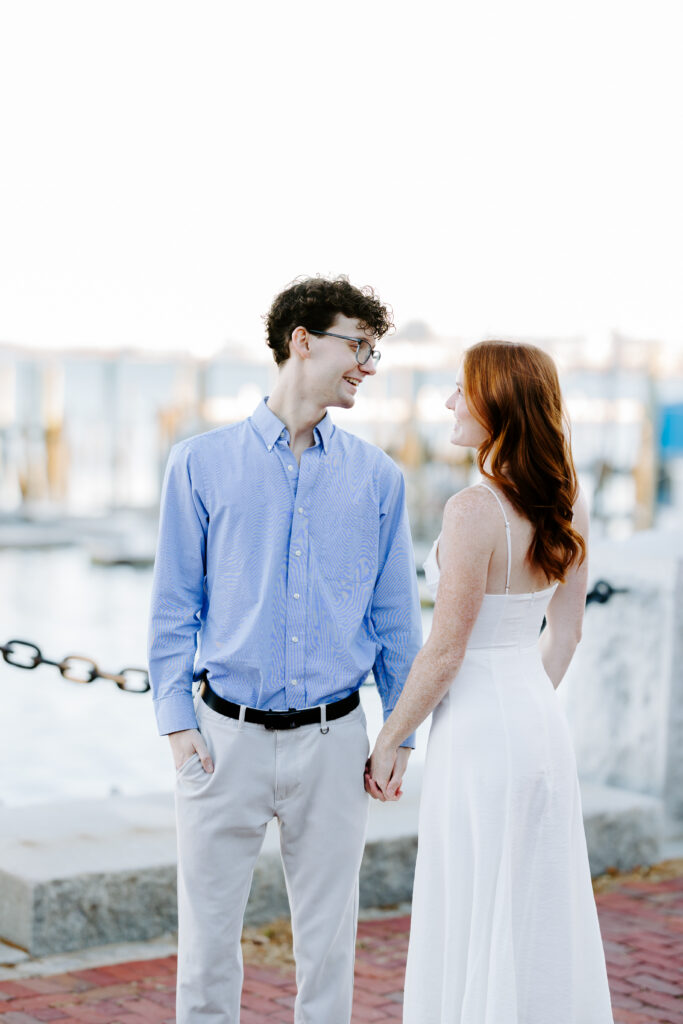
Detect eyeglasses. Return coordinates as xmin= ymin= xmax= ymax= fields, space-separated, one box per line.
xmin=308 ymin=330 xmax=381 ymax=366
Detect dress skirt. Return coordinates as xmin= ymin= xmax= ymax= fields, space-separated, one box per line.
xmin=402 ymin=645 xmax=614 ymax=1024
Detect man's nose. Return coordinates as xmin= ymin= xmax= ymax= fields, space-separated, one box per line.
xmin=361 ymin=358 xmax=377 ymax=376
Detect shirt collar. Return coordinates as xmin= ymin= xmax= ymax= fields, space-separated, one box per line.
xmin=250 ymin=398 xmax=334 ymax=454
xmin=250 ymin=398 xmax=285 ymax=451
xmin=313 ymin=410 xmax=334 ymax=453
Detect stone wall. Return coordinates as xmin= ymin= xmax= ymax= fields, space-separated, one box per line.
xmin=560 ymin=528 xmax=683 ymax=818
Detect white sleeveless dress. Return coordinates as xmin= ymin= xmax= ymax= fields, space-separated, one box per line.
xmin=403 ymin=485 xmax=613 ymax=1024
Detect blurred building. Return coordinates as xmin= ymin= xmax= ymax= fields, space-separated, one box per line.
xmin=1 ymin=327 xmax=682 ymax=539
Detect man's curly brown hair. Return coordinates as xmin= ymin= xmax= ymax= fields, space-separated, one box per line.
xmin=264 ymin=276 xmax=394 ymax=366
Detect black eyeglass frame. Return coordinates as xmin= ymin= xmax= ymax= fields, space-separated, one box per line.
xmin=308 ymin=329 xmax=381 ymax=366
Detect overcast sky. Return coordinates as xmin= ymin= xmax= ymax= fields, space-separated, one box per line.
xmin=1 ymin=0 xmax=681 ymax=356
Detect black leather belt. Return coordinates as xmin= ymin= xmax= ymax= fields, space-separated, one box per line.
xmin=199 ymin=677 xmax=360 ymax=730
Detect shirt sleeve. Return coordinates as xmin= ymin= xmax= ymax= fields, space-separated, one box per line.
xmin=371 ymin=464 xmax=423 ymax=748
xmin=147 ymin=442 xmax=208 ymax=735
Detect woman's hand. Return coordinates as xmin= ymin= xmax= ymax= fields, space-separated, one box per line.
xmin=365 ymin=737 xmax=408 ymax=801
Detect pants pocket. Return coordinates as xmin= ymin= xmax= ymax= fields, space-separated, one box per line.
xmin=175 ymin=752 xmax=201 ymax=777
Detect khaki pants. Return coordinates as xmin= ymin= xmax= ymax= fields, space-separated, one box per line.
xmin=175 ymin=694 xmax=370 ymax=1024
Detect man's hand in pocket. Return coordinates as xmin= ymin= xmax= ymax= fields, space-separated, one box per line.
xmin=169 ymin=729 xmax=214 ymax=773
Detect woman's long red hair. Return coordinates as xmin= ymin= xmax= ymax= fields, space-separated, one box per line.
xmin=463 ymin=340 xmax=585 ymax=582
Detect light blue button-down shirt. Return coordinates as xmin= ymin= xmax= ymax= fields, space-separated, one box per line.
xmin=148 ymin=399 xmax=422 ymax=744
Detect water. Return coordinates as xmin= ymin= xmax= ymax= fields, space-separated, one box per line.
xmin=1 ymin=547 xmax=432 ymax=807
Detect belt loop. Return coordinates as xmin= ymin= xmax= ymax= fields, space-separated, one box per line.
xmin=238 ymin=704 xmax=247 ymax=729
xmin=320 ymin=703 xmax=329 ymax=735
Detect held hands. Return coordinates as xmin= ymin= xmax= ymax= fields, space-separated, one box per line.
xmin=365 ymin=742 xmax=411 ymax=801
xmin=169 ymin=728 xmax=214 ymax=774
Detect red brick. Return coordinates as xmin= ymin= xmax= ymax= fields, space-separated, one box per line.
xmin=0 ymin=986 xmax=41 ymax=1001
xmin=350 ymin=1005 xmax=388 ymax=1021
xmin=242 ymin=967 xmax=290 ymax=985
xmin=609 ymin=977 xmax=640 ymax=996
xmin=240 ymin=992 xmax=281 ymax=1014
xmin=633 ymin=949 xmax=683 ymax=970
xmin=75 ymin=1002 xmax=127 ymax=1020
xmin=241 ymin=979 xmax=292 ymax=1000
xmin=99 ymin=963 xmax=155 ymax=982
xmin=11 ymin=982 xmax=70 ymax=998
xmin=1 ymin=996 xmax=65 ymax=1015
xmin=116 ymin=997 xmax=170 ymax=1021
xmin=273 ymin=994 xmax=295 ymax=1009
xmin=352 ymin=988 xmax=393 ymax=1008
xmin=54 ymin=1019 xmax=99 ymax=1024
xmin=110 ymin=1015 xmax=160 ymax=1024
xmin=608 ymin=961 xmax=646 ymax=978
xmin=376 ymin=1005 xmax=403 ymax=1019
xmin=612 ymin=993 xmax=654 ymax=1011
xmin=638 ymin=988 xmax=683 ymax=1013
xmin=129 ymin=993 xmax=174 ymax=1011
xmin=67 ymin=972 xmax=120 ymax=990
xmin=630 ymin=973 xmax=682 ymax=996
xmin=238 ymin=1010 xmax=272 ymax=1024
xmin=38 ymin=1019 xmax=89 ymax=1024
xmin=614 ymin=1011 xmax=668 ymax=1024
xmin=145 ymin=959 xmax=176 ymax=975
xmin=53 ymin=1006 xmax=110 ymax=1023
xmin=0 ymin=1014 xmax=44 ymax=1024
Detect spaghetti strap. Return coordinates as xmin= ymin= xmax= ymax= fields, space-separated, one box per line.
xmin=477 ymin=483 xmax=511 ymax=594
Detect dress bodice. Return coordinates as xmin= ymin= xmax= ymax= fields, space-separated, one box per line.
xmin=423 ymin=487 xmax=558 ymax=650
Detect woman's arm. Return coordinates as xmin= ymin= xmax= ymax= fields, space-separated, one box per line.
xmin=367 ymin=488 xmax=496 ymax=798
xmin=539 ymin=488 xmax=590 ymax=688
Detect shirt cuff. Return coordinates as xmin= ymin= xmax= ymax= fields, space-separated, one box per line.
xmin=153 ymin=691 xmax=199 ymax=736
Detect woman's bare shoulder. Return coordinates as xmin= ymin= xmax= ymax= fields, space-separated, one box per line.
xmin=442 ymin=485 xmax=501 ymax=538
xmin=444 ymin=483 xmax=504 ymax=515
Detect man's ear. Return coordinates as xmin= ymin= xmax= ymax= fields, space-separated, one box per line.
xmin=290 ymin=326 xmax=311 ymax=360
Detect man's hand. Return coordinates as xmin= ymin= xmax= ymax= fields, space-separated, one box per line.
xmin=365 ymin=742 xmax=411 ymax=801
xmin=169 ymin=728 xmax=214 ymax=774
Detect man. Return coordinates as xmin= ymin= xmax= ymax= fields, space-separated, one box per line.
xmin=148 ymin=276 xmax=422 ymax=1024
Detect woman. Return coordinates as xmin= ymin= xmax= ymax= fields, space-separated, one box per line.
xmin=368 ymin=341 xmax=614 ymax=1023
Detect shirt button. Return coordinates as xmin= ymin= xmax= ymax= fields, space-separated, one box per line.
xmin=291 ymin=678 xmax=298 ymax=686
xmin=288 ymin=465 xmax=294 ymax=472
xmin=292 ymin=636 xmax=298 ymax=643
xmin=298 ymin=507 xmax=304 ymax=514
xmin=295 ymin=549 xmax=301 ymax=556
xmin=293 ymin=592 xmax=300 ymax=599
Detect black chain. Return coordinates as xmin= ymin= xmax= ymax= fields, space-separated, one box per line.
xmin=537 ymin=578 xmax=627 ymax=633
xmin=585 ymin=580 xmax=629 ymax=606
xmin=1 ymin=639 xmax=149 ymax=692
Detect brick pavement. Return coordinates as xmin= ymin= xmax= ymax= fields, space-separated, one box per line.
xmin=0 ymin=875 xmax=681 ymax=1023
